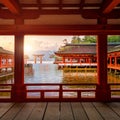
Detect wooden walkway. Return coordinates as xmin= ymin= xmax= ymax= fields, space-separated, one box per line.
xmin=0 ymin=102 xmax=120 ymax=120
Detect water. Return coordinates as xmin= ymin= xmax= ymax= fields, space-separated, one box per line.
xmin=24 ymin=63 xmax=63 ymax=83
xmin=24 ymin=62 xmax=120 ymax=84
xmin=24 ymin=62 xmax=98 ymax=84
xmin=1 ymin=62 xmax=120 ymax=98
xmin=1 ymin=62 xmax=120 ymax=84
xmin=0 ymin=74 xmax=14 ymax=84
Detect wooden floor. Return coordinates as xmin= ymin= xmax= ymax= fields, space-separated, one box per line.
xmin=0 ymin=102 xmax=120 ymax=120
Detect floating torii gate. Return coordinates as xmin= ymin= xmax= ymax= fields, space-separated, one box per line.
xmin=33 ymin=54 xmax=44 ymax=64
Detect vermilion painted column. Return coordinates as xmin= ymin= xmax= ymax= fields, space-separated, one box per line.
xmin=39 ymin=56 xmax=42 ymax=64
xmin=34 ymin=56 xmax=37 ymax=64
xmin=70 ymin=57 xmax=72 ymax=64
xmin=6 ymin=56 xmax=9 ymax=68
xmin=0 ymin=56 xmax=1 ymax=68
xmin=110 ymin=56 xmax=112 ymax=66
xmin=115 ymin=56 xmax=117 ymax=66
xmin=96 ymin=34 xmax=111 ymax=101
xmin=11 ymin=34 xmax=26 ymax=102
xmin=63 ymin=57 xmax=65 ymax=63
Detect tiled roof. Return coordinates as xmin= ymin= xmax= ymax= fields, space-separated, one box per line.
xmin=55 ymin=43 xmax=120 ymax=55
xmin=59 ymin=44 xmax=96 ymax=54
xmin=108 ymin=45 xmax=120 ymax=53
xmin=0 ymin=47 xmax=13 ymax=55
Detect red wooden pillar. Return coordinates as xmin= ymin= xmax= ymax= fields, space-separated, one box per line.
xmin=34 ymin=56 xmax=37 ymax=64
xmin=39 ymin=56 xmax=43 ymax=64
xmin=11 ymin=34 xmax=26 ymax=102
xmin=109 ymin=55 xmax=112 ymax=66
xmin=115 ymin=56 xmax=117 ymax=67
xmin=0 ymin=55 xmax=1 ymax=68
xmin=6 ymin=55 xmax=8 ymax=67
xmin=79 ymin=57 xmax=81 ymax=64
xmin=70 ymin=57 xmax=72 ymax=64
xmin=88 ymin=57 xmax=91 ymax=64
xmin=96 ymin=34 xmax=111 ymax=101
xmin=0 ymin=55 xmax=1 ymax=73
xmin=12 ymin=56 xmax=14 ymax=72
xmin=63 ymin=57 xmax=65 ymax=63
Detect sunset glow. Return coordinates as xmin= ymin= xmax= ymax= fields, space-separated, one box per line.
xmin=24 ymin=45 xmax=32 ymax=54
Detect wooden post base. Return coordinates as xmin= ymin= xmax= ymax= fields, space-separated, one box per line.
xmin=11 ymin=85 xmax=26 ymax=102
xmin=96 ymin=85 xmax=111 ymax=102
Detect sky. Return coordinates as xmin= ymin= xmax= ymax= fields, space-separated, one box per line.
xmin=0 ymin=35 xmax=73 ymax=55
xmin=0 ymin=35 xmax=14 ymax=51
xmin=24 ymin=35 xmax=73 ymax=54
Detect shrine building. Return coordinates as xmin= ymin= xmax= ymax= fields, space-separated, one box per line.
xmin=55 ymin=43 xmax=120 ymax=69
xmin=0 ymin=47 xmax=14 ymax=73
xmin=0 ymin=0 xmax=120 ymax=102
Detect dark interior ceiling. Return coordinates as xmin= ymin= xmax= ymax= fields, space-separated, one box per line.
xmin=0 ymin=0 xmax=119 ymax=19
xmin=0 ymin=0 xmax=119 ymax=35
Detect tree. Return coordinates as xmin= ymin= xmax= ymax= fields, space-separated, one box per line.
xmin=83 ymin=36 xmax=96 ymax=43
xmin=108 ymin=35 xmax=120 ymax=42
xmin=63 ymin=39 xmax=68 ymax=45
xmin=71 ymin=36 xmax=82 ymax=44
xmin=71 ymin=35 xmax=120 ymax=43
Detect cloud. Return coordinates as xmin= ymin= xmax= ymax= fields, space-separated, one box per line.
xmin=0 ymin=35 xmax=73 ymax=54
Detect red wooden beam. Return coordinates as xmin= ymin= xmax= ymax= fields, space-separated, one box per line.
xmin=0 ymin=0 xmax=20 ymax=14
xmin=0 ymin=9 xmax=120 ymax=19
xmin=79 ymin=0 xmax=85 ymax=10
xmin=102 ymin=0 xmax=120 ymax=14
xmin=37 ymin=0 xmax=41 ymax=10
xmin=0 ymin=24 xmax=120 ymax=35
xmin=21 ymin=3 xmax=101 ymax=8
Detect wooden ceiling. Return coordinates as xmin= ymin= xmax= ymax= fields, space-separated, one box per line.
xmin=0 ymin=0 xmax=119 ymax=19
xmin=0 ymin=0 xmax=120 ymax=35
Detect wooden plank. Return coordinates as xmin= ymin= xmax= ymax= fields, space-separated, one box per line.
xmin=60 ymin=102 xmax=74 ymax=120
xmin=28 ymin=102 xmax=47 ymax=120
xmin=82 ymin=102 xmax=103 ymax=120
xmin=0 ymin=103 xmax=14 ymax=118
xmin=13 ymin=103 xmax=35 ymax=120
xmin=0 ymin=102 xmax=120 ymax=120
xmin=93 ymin=102 xmax=120 ymax=120
xmin=71 ymin=102 xmax=88 ymax=120
xmin=0 ymin=103 xmax=25 ymax=120
xmin=44 ymin=102 xmax=60 ymax=120
xmin=107 ymin=102 xmax=120 ymax=117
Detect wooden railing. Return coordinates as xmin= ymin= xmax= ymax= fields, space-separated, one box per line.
xmin=108 ymin=64 xmax=120 ymax=70
xmin=58 ymin=63 xmax=97 ymax=66
xmin=0 ymin=83 xmax=120 ymax=102
xmin=63 ymin=67 xmax=97 ymax=73
xmin=0 ymin=63 xmax=14 ymax=69
xmin=25 ymin=83 xmax=97 ymax=102
xmin=0 ymin=84 xmax=12 ymax=102
xmin=109 ymin=83 xmax=120 ymax=101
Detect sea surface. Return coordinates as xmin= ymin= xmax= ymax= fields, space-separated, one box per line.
xmin=0 ymin=61 xmax=120 ymax=98
xmin=24 ymin=61 xmax=120 ymax=84
xmin=0 ymin=61 xmax=120 ymax=84
xmin=24 ymin=62 xmax=63 ymax=83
